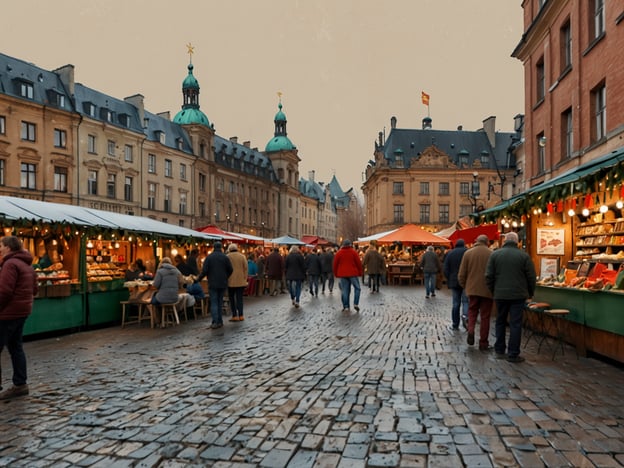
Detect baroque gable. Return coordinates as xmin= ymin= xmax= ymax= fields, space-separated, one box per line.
xmin=412 ymin=146 xmax=457 ymax=169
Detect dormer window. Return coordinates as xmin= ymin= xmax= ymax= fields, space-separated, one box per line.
xmin=176 ymin=138 xmax=183 ymax=150
xmin=18 ymin=80 xmax=34 ymax=99
xmin=47 ymin=90 xmax=65 ymax=108
xmin=480 ymin=150 xmax=490 ymax=166
xmin=119 ymin=113 xmax=130 ymax=127
xmin=100 ymin=108 xmax=114 ymax=122
xmin=458 ymin=149 xmax=469 ymax=167
xmin=155 ymin=130 xmax=166 ymax=144
xmin=84 ymin=102 xmax=96 ymax=117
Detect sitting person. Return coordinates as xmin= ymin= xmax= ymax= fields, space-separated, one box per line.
xmin=149 ymin=258 xmax=183 ymax=321
xmin=125 ymin=262 xmax=142 ymax=281
xmin=174 ymin=254 xmax=193 ymax=276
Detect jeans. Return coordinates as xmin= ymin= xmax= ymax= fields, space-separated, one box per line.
xmin=288 ymin=279 xmax=302 ymax=304
xmin=451 ymin=288 xmax=469 ymax=328
xmin=0 ymin=317 xmax=28 ymax=386
xmin=321 ymin=272 xmax=334 ymax=292
xmin=308 ymin=275 xmax=320 ymax=295
xmin=228 ymin=286 xmax=245 ymax=317
xmin=494 ymin=299 xmax=525 ymax=357
xmin=424 ymin=273 xmax=436 ymax=296
xmin=339 ymin=277 xmax=361 ymax=309
xmin=368 ymin=273 xmax=381 ymax=292
xmin=209 ymin=287 xmax=226 ymax=325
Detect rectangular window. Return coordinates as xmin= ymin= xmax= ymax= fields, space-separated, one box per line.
xmin=460 ymin=205 xmax=472 ymax=217
xmin=164 ymin=186 xmax=171 ymax=212
xmin=0 ymin=116 xmax=5 ymax=135
xmin=536 ymin=57 xmax=545 ymax=102
xmin=164 ymin=159 xmax=172 ymax=177
xmin=88 ymin=134 xmax=97 ymax=154
xmin=392 ymin=181 xmax=404 ymax=195
xmin=21 ymin=163 xmax=36 ymax=189
xmin=394 ymin=155 xmax=403 ymax=168
xmin=537 ymin=132 xmax=546 ymax=174
xmin=0 ymin=160 xmax=4 ymax=186
xmin=148 ymin=182 xmax=156 ymax=210
xmin=180 ymin=163 xmax=187 ymax=181
xmin=106 ymin=173 xmax=116 ymax=199
xmin=124 ymin=145 xmax=133 ymax=162
xmin=21 ymin=121 xmax=36 ymax=141
xmin=148 ymin=154 xmax=156 ymax=173
xmin=199 ymin=202 xmax=205 ymax=218
xmin=560 ymin=20 xmax=572 ymax=72
xmin=439 ymin=182 xmax=450 ymax=196
xmin=593 ymin=83 xmax=606 ymax=142
xmin=88 ymin=170 xmax=98 ymax=195
xmin=54 ymin=166 xmax=68 ymax=192
xmin=107 ymin=140 xmax=116 ymax=156
xmin=419 ymin=181 xmax=429 ymax=195
xmin=124 ymin=176 xmax=133 ymax=202
xmin=561 ymin=108 xmax=573 ymax=159
xmin=199 ymin=173 xmax=206 ymax=192
xmin=439 ymin=204 xmax=449 ymax=224
xmin=54 ymin=129 xmax=67 ymax=148
xmin=592 ymin=0 xmax=605 ymax=40
xmin=20 ymin=82 xmax=34 ymax=99
xmin=393 ymin=204 xmax=404 ymax=224
xmin=459 ymin=182 xmax=469 ymax=195
xmin=179 ymin=192 xmax=187 ymax=214
xmin=419 ymin=204 xmax=430 ymax=224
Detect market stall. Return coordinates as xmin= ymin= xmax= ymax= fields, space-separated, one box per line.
xmin=477 ymin=147 xmax=624 ymax=362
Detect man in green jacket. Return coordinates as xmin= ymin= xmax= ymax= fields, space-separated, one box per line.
xmin=485 ymin=232 xmax=536 ymax=363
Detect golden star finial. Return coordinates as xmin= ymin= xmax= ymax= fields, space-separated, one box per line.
xmin=186 ymin=43 xmax=195 ymax=63
xmin=277 ymin=91 xmax=282 ymax=103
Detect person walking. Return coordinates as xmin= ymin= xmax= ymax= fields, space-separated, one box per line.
xmin=197 ymin=242 xmax=233 ymax=329
xmin=362 ymin=241 xmax=385 ymax=293
xmin=305 ymin=249 xmax=322 ymax=297
xmin=285 ymin=245 xmax=306 ymax=308
xmin=0 ymin=236 xmax=38 ymax=400
xmin=226 ymin=243 xmax=248 ymax=321
xmin=443 ymin=239 xmax=469 ymax=331
xmin=185 ymin=249 xmax=200 ymax=276
xmin=458 ymin=235 xmax=494 ymax=351
xmin=333 ymin=239 xmax=363 ymax=312
xmin=320 ymin=247 xmax=335 ymax=294
xmin=485 ymin=231 xmax=536 ymax=363
xmin=420 ymin=245 xmax=442 ymax=299
xmin=265 ymin=247 xmax=284 ymax=296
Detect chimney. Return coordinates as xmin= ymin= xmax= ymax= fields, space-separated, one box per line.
xmin=229 ymin=136 xmax=238 ymax=144
xmin=378 ymin=131 xmax=383 ymax=147
xmin=54 ymin=64 xmax=75 ymax=96
xmin=243 ymin=140 xmax=251 ymax=148
xmin=124 ymin=94 xmax=145 ymax=127
xmin=309 ymin=170 xmax=315 ymax=182
xmin=390 ymin=116 xmax=397 ymax=129
xmin=157 ymin=111 xmax=170 ymax=120
xmin=482 ymin=116 xmax=496 ymax=148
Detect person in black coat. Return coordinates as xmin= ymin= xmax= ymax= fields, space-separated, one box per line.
xmin=304 ymin=249 xmax=322 ymax=297
xmin=197 ymin=242 xmax=233 ymax=328
xmin=443 ymin=239 xmax=468 ymax=330
xmin=285 ymin=246 xmax=306 ymax=308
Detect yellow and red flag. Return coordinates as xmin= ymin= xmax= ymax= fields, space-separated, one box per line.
xmin=421 ymin=91 xmax=430 ymax=106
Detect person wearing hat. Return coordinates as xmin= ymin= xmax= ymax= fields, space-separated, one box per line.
xmin=226 ymin=243 xmax=248 ymax=321
xmin=197 ymin=242 xmax=233 ymax=329
xmin=333 ymin=239 xmax=363 ymax=312
xmin=362 ymin=240 xmax=385 ymax=293
xmin=458 ymin=234 xmax=494 ymax=351
xmin=443 ymin=239 xmax=468 ymax=331
xmin=485 ymin=231 xmax=536 ymax=363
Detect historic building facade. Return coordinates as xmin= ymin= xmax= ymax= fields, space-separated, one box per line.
xmin=0 ymin=51 xmax=352 ymax=242
xmin=512 ymin=1 xmax=624 ymax=186
xmin=362 ymin=115 xmax=520 ymax=234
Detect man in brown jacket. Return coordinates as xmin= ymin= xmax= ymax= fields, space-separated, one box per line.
xmin=458 ymin=234 xmax=493 ymax=351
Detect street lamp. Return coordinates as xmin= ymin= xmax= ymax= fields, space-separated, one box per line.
xmin=469 ymin=172 xmax=480 ymax=212
xmin=261 ymin=221 xmax=265 ymax=237
xmin=226 ymin=215 xmax=231 ymax=231
xmin=234 ymin=212 xmax=239 ymax=232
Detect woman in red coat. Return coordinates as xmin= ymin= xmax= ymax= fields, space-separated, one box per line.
xmin=0 ymin=236 xmax=38 ymax=400
xmin=333 ymin=239 xmax=363 ymax=312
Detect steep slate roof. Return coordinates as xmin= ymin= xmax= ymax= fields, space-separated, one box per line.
xmin=381 ymin=127 xmax=515 ymax=170
xmin=299 ymin=177 xmax=326 ymax=203
xmin=144 ymin=110 xmax=194 ymax=154
xmin=0 ymin=52 xmax=74 ymax=112
xmin=213 ymin=135 xmax=277 ymax=183
xmin=74 ymin=83 xmax=144 ymax=134
xmin=327 ymin=175 xmax=351 ymax=210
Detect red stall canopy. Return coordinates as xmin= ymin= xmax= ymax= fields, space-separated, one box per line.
xmin=448 ymin=224 xmax=499 ymax=246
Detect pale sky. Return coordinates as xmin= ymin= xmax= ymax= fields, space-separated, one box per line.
xmin=2 ymin=0 xmax=524 ymax=195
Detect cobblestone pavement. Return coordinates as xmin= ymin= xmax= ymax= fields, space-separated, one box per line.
xmin=1 ymin=285 xmax=624 ymax=467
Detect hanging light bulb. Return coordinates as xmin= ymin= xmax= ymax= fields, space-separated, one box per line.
xmin=568 ymin=208 xmax=575 ymax=217
xmin=599 ymin=204 xmax=609 ymax=213
xmin=582 ymin=208 xmax=590 ymax=217
xmin=617 ymin=200 xmax=624 ymax=209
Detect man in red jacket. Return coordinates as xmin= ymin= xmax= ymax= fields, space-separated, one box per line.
xmin=333 ymin=239 xmax=363 ymax=312
xmin=0 ymin=236 xmax=38 ymax=400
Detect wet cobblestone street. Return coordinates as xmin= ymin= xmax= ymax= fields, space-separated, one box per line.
xmin=1 ymin=285 xmax=623 ymax=467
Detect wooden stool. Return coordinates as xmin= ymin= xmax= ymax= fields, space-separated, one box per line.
xmin=192 ymin=296 xmax=208 ymax=319
xmin=543 ymin=309 xmax=571 ymax=360
xmin=121 ymin=301 xmax=152 ymax=328
xmin=523 ymin=302 xmax=550 ymax=349
xmin=159 ymin=302 xmax=180 ymax=328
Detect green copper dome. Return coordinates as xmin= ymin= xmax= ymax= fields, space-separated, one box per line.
xmin=266 ymin=135 xmax=295 ymax=152
xmin=274 ymin=103 xmax=286 ymax=122
xmin=172 ymin=62 xmax=211 ymax=127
